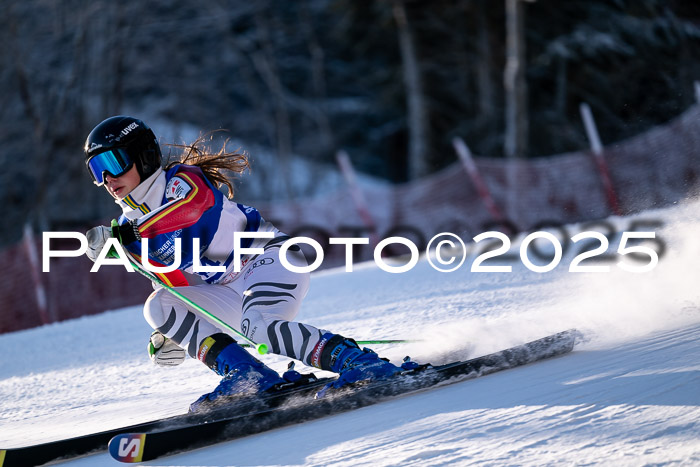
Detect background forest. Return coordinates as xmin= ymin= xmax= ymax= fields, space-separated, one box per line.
xmin=1 ymin=0 xmax=699 ymax=247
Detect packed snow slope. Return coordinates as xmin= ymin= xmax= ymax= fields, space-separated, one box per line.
xmin=1 ymin=199 xmax=699 ymax=466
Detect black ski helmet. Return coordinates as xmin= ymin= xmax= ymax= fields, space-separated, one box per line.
xmin=84 ymin=116 xmax=162 ymax=183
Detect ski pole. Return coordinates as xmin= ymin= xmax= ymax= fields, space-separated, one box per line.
xmin=123 ymin=254 xmax=269 ymax=355
xmin=354 ymin=339 xmax=421 ymax=345
xmin=239 ymin=339 xmax=421 ymax=349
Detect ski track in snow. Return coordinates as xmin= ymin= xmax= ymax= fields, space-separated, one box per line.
xmin=1 ymin=199 xmax=699 ymax=465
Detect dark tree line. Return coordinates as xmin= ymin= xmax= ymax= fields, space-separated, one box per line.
xmin=1 ymin=0 xmax=699 ymax=246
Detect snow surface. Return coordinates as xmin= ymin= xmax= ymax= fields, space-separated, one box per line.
xmin=1 ymin=199 xmax=699 ymax=466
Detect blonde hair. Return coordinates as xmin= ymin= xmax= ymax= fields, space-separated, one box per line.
xmin=164 ymin=132 xmax=250 ymax=199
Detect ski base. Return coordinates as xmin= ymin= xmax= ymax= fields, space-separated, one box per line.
xmin=109 ymin=329 xmax=579 ymax=463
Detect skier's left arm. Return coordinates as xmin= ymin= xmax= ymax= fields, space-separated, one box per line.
xmin=115 ymin=167 xmax=216 ymax=245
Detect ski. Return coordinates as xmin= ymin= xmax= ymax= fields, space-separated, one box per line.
xmin=108 ymin=329 xmax=579 ymax=463
xmin=0 ymin=373 xmax=335 ymax=467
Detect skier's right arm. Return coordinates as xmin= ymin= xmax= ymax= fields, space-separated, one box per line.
xmin=87 ymin=168 xmax=215 ymax=261
xmin=115 ymin=167 xmax=215 ymax=244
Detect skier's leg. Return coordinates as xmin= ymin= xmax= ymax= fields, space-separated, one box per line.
xmin=144 ymin=285 xmax=284 ymax=409
xmin=144 ymin=284 xmax=242 ymax=359
xmin=238 ymin=244 xmax=401 ymax=385
xmin=235 ymin=242 xmax=318 ymax=361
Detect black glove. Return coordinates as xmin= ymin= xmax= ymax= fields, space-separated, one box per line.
xmin=110 ymin=218 xmax=141 ymax=245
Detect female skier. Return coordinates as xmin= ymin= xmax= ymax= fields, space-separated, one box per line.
xmin=83 ymin=116 xmax=401 ymax=411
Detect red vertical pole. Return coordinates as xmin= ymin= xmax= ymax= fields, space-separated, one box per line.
xmin=452 ymin=137 xmax=506 ymax=222
xmin=580 ymin=103 xmax=622 ymax=216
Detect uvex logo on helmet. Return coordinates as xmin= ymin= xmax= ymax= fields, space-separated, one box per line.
xmin=120 ymin=122 xmax=139 ymax=137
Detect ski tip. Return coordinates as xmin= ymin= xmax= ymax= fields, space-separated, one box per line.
xmin=108 ymin=433 xmax=147 ymax=463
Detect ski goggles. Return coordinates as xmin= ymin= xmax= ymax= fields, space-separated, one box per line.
xmin=86 ymin=148 xmax=134 ymax=186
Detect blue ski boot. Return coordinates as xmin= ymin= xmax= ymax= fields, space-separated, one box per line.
xmin=190 ymin=333 xmax=284 ymax=412
xmin=310 ymin=333 xmax=402 ymax=396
